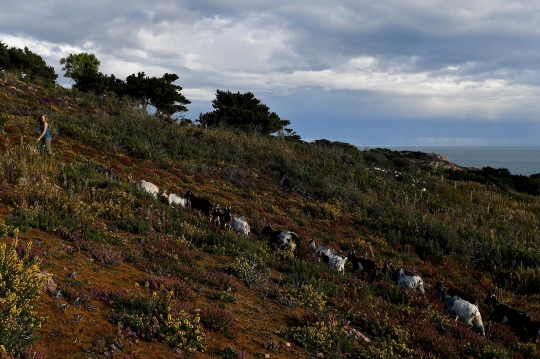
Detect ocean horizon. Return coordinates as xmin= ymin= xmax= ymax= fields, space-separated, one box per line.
xmin=362 ymin=146 xmax=540 ymax=176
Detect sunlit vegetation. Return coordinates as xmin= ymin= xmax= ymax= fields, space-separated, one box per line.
xmin=2 ymin=68 xmax=540 ymax=358
xmin=0 ymin=230 xmax=45 ymax=357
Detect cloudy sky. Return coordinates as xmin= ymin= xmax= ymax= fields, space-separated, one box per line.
xmin=2 ymin=0 xmax=540 ymax=146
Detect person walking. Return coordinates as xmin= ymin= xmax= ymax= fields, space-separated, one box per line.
xmin=37 ymin=114 xmax=52 ymax=156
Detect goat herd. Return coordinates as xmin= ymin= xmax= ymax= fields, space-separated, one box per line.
xmin=131 ymin=176 xmax=540 ymax=343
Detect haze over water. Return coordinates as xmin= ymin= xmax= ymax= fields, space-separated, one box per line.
xmin=369 ymin=146 xmax=540 ymax=176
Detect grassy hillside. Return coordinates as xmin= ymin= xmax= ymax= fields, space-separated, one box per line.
xmin=2 ymin=70 xmax=540 ymax=358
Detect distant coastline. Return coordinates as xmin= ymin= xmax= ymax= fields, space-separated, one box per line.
xmin=362 ymin=146 xmax=540 ymax=176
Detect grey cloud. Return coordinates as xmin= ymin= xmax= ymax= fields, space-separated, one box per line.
xmin=4 ymin=1 xmax=539 ymax=78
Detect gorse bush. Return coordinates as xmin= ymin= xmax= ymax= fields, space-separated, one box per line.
xmin=277 ymin=319 xmax=355 ymax=358
xmin=0 ymin=220 xmax=13 ymax=238
xmin=274 ymin=284 xmax=326 ymax=310
xmin=303 ymin=199 xmax=345 ymax=221
xmin=113 ymin=282 xmax=206 ymax=352
xmin=159 ymin=311 xmax=206 ymax=352
xmin=0 ymin=232 xmax=45 ymax=355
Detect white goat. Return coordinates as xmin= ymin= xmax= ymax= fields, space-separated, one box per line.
xmin=162 ymin=192 xmax=189 ymax=208
xmin=383 ymin=262 xmax=425 ymax=295
xmin=139 ymin=180 xmax=159 ymax=197
xmin=437 ymin=286 xmax=485 ymax=336
xmin=320 ymin=252 xmax=347 ymax=273
xmin=230 ymin=214 xmax=250 ymax=236
xmin=129 ymin=174 xmax=159 ymax=198
xmin=309 ymin=238 xmax=338 ymax=258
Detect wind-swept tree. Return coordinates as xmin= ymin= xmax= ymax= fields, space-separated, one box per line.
xmin=124 ymin=72 xmax=190 ymax=119
xmin=200 ymin=90 xmax=292 ymax=135
xmin=150 ymin=73 xmax=190 ymax=118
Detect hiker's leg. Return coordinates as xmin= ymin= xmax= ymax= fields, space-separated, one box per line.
xmin=44 ymin=137 xmax=52 ymax=156
xmin=38 ymin=139 xmax=45 ymax=155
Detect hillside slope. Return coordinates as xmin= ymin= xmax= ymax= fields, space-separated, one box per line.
xmin=2 ymin=72 xmax=540 ymax=358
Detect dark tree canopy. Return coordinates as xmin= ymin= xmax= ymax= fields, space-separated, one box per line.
xmin=123 ymin=72 xmax=191 ymax=118
xmin=0 ymin=41 xmax=10 ymax=71
xmin=66 ymin=75 xmax=122 ymax=96
xmin=200 ymin=90 xmax=292 ymax=135
xmin=123 ymin=72 xmax=149 ymax=105
xmin=0 ymin=41 xmax=57 ymax=86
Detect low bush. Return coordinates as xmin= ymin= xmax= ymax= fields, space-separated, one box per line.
xmin=203 ymin=268 xmax=238 ymax=292
xmin=199 ymin=306 xmax=235 ymax=332
xmin=143 ymin=274 xmax=194 ymax=300
xmin=0 ymin=233 xmax=45 ymax=355
xmin=227 ymin=254 xmax=271 ymax=287
xmin=277 ymin=319 xmax=354 ymax=358
xmin=112 ymin=282 xmax=206 ymax=352
xmin=73 ymin=239 xmax=125 ymax=265
xmin=273 ymin=283 xmax=326 ymax=310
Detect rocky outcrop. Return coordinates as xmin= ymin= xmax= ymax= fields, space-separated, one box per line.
xmin=399 ymin=151 xmax=463 ymax=171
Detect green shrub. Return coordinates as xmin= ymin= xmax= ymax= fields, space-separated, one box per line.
xmin=274 ymin=283 xmax=326 ymax=310
xmin=283 ymin=259 xmax=330 ymax=289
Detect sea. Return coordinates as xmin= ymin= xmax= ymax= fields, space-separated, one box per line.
xmin=366 ymin=146 xmax=540 ymax=176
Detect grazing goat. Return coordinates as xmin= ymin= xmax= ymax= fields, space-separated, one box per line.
xmin=230 ymin=214 xmax=250 ymax=236
xmin=211 ymin=205 xmax=224 ymax=227
xmin=485 ymin=291 xmax=530 ymax=340
xmin=383 ymin=262 xmax=425 ymax=295
xmin=262 ymin=225 xmax=299 ymax=252
xmin=308 ymin=238 xmax=338 ymax=258
xmin=128 ymin=174 xmax=159 ymax=198
xmin=185 ymin=190 xmax=215 ymax=220
xmin=436 ymin=286 xmax=485 ymax=336
xmin=434 ymin=281 xmax=478 ymax=307
xmin=320 ymin=252 xmax=347 ymax=273
xmin=347 ymin=251 xmax=380 ymax=282
xmin=161 ymin=192 xmax=189 ymax=209
xmin=139 ymin=180 xmax=159 ymax=197
xmin=217 ymin=207 xmax=249 ymax=235
xmin=218 ymin=206 xmax=232 ymax=230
